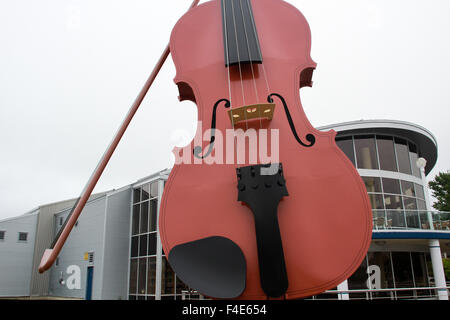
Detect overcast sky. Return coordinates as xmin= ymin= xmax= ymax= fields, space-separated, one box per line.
xmin=1 ymin=0 xmax=449 ymax=221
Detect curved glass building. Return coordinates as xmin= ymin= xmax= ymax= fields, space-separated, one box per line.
xmin=315 ymin=120 xmax=449 ymax=300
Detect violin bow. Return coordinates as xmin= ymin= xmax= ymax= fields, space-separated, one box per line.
xmin=38 ymin=0 xmax=201 ymax=273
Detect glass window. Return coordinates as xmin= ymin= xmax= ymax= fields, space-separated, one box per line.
xmin=376 ymin=136 xmax=397 ymax=171
xmin=150 ymin=181 xmax=159 ymax=198
xmin=138 ymin=258 xmax=147 ymax=295
xmin=405 ymin=210 xmax=420 ymax=229
xmin=367 ymin=252 xmax=394 ymax=299
xmin=362 ymin=176 xmax=382 ymax=193
xmin=401 ymin=180 xmax=415 ymax=197
xmin=382 ymin=178 xmax=401 ymax=194
xmin=394 ymin=138 xmax=411 ymax=174
xmin=336 ymin=137 xmax=355 ymax=166
xmin=148 ymin=232 xmax=157 ymax=256
xmin=347 ymin=256 xmax=368 ymax=299
xmin=149 ymin=199 xmax=157 ymax=232
xmin=147 ymin=257 xmax=156 ymax=295
xmin=18 ymin=232 xmax=28 ymax=242
xmin=403 ymin=197 xmax=417 ymax=210
xmin=417 ymin=199 xmax=426 ymax=211
xmin=0 ymin=231 xmax=5 ymax=240
xmin=162 ymin=257 xmax=175 ymax=295
xmin=354 ymin=135 xmax=379 ymax=169
xmin=419 ymin=212 xmax=430 ymax=229
xmin=368 ymin=194 xmax=384 ymax=210
xmin=129 ymin=259 xmax=138 ymax=294
xmin=131 ymin=236 xmax=139 ymax=258
xmin=132 ymin=204 xmax=140 ymax=235
xmin=139 ymin=234 xmax=148 ymax=257
xmin=386 ymin=209 xmax=405 ymax=228
xmin=391 ymin=252 xmax=414 ymax=297
xmin=176 ymin=275 xmax=189 ymax=296
xmin=384 ymin=195 xmax=403 ymax=209
xmin=142 ymin=183 xmax=150 ymax=201
xmin=414 ymin=183 xmax=425 ymax=200
xmin=408 ymin=143 xmax=421 ymax=178
xmin=411 ymin=252 xmax=433 ymax=297
xmin=373 ymin=210 xmax=386 ymax=229
xmin=140 ymin=202 xmax=149 ymax=234
xmin=133 ymin=188 xmax=141 ymax=204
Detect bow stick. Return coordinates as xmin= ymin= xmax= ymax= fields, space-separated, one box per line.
xmin=39 ymin=0 xmax=201 ymax=273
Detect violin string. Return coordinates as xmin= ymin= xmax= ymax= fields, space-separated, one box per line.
xmin=222 ymin=0 xmax=239 ymax=168
xmin=222 ymin=0 xmax=233 ymax=112
xmin=246 ymin=0 xmax=271 ymax=98
xmin=238 ymin=0 xmax=263 ymax=130
xmin=230 ymin=0 xmax=249 ymax=131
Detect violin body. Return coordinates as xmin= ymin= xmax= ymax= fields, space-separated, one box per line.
xmin=160 ymin=0 xmax=372 ymax=299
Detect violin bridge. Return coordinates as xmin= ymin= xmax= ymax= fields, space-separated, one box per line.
xmin=227 ymin=103 xmax=275 ymax=125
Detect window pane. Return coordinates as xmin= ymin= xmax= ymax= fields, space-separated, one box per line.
xmin=419 ymin=212 xmax=431 ymax=229
xmin=132 ymin=204 xmax=140 ymax=235
xmin=336 ymin=137 xmax=355 ymax=166
xmin=417 ymin=199 xmax=426 ymax=210
xmin=129 ymin=259 xmax=138 ymax=294
xmin=401 ymin=180 xmax=415 ymax=197
xmin=148 ymin=232 xmax=157 ymax=256
xmin=387 ymin=209 xmax=405 ymax=228
xmin=414 ymin=184 xmax=425 ymax=200
xmin=362 ymin=176 xmax=382 ymax=193
xmin=133 ymin=188 xmax=141 ymax=204
xmin=394 ymin=138 xmax=411 ymax=174
xmin=18 ymin=232 xmax=28 ymax=241
xmin=147 ymin=257 xmax=156 ymax=295
xmin=139 ymin=234 xmax=148 ymax=257
xmin=384 ymin=195 xmax=403 ymax=209
xmin=368 ymin=194 xmax=384 ymax=210
xmin=409 ymin=143 xmax=421 ymax=178
xmin=176 ymin=275 xmax=189 ymax=295
xmin=373 ymin=210 xmax=386 ymax=229
xmin=382 ymin=178 xmax=401 ymax=194
xmin=131 ymin=236 xmax=139 ymax=258
xmin=355 ymin=135 xmax=379 ymax=169
xmin=406 ymin=210 xmax=420 ymax=229
xmin=140 ymin=201 xmax=149 ymax=234
xmin=347 ymin=256 xmax=368 ymax=299
xmin=142 ymin=184 xmax=150 ymax=201
xmin=411 ymin=253 xmax=433 ymax=297
xmin=162 ymin=257 xmax=175 ymax=295
xmin=149 ymin=199 xmax=157 ymax=232
xmin=138 ymin=258 xmax=147 ymax=295
xmin=367 ymin=252 xmax=395 ymax=299
xmin=403 ymin=196 xmax=417 ymax=210
xmin=376 ymin=136 xmax=397 ymax=171
xmin=150 ymin=181 xmax=159 ymax=198
xmin=392 ymin=252 xmax=414 ymax=297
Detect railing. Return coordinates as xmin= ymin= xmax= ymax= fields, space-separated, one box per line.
xmin=372 ymin=210 xmax=450 ymax=231
xmin=309 ymin=286 xmax=450 ymax=300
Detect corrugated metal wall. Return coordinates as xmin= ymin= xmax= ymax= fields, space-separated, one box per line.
xmin=29 ymin=194 xmax=107 ymax=297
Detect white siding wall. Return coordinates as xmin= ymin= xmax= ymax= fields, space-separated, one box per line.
xmin=0 ymin=213 xmax=38 ymax=297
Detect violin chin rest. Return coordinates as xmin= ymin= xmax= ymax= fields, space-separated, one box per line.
xmin=168 ymin=236 xmax=246 ymax=299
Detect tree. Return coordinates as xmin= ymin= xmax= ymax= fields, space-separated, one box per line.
xmin=428 ymin=171 xmax=450 ymax=212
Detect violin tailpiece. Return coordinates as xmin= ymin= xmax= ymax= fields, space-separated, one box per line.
xmin=236 ymin=163 xmax=289 ymax=298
